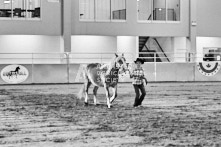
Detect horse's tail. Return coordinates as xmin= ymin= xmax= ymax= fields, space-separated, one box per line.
xmin=77 ymin=84 xmax=85 ymax=99
xmin=77 ymin=67 xmax=87 ymax=99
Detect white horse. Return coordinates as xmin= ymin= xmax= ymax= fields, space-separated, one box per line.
xmin=78 ymin=53 xmax=128 ymax=108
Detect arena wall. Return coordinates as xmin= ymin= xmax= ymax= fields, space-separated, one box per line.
xmin=1 ymin=63 xmax=221 ymax=85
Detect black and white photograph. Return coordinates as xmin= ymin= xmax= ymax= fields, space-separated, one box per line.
xmin=0 ymin=0 xmax=221 ymax=146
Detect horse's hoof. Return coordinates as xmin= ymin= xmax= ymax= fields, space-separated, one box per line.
xmin=84 ymin=102 xmax=88 ymax=106
xmin=107 ymin=105 xmax=112 ymax=109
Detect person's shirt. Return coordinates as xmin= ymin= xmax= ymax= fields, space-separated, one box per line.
xmin=130 ymin=67 xmax=145 ymax=85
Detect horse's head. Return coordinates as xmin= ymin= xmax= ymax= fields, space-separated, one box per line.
xmin=114 ymin=53 xmax=128 ymax=73
xmin=16 ymin=66 xmax=20 ymax=71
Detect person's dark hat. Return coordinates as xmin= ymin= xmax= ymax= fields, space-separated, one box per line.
xmin=134 ymin=58 xmax=144 ymax=64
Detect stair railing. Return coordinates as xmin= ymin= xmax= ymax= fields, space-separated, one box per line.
xmin=153 ymin=38 xmax=170 ymax=62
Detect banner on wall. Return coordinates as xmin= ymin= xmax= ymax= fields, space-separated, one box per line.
xmin=1 ymin=65 xmax=29 ymax=84
xmin=196 ymin=61 xmax=221 ymax=76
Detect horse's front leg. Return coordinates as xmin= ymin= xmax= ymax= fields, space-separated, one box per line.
xmin=110 ymin=86 xmax=117 ymax=103
xmin=104 ymin=85 xmax=111 ymax=108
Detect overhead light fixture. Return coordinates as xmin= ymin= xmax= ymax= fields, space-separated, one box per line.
xmin=4 ymin=0 xmax=10 ymax=4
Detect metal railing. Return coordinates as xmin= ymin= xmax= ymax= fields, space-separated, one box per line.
xmin=0 ymin=52 xmax=220 ymax=64
xmin=68 ymin=52 xmax=134 ymax=63
xmin=0 ymin=53 xmax=67 ymax=64
xmin=139 ymin=52 xmax=190 ymax=63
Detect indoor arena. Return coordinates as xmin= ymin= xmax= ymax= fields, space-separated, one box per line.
xmin=0 ymin=0 xmax=221 ymax=147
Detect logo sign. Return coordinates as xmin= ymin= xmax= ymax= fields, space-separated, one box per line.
xmin=1 ymin=65 xmax=29 ymax=84
xmin=197 ymin=61 xmax=221 ymax=76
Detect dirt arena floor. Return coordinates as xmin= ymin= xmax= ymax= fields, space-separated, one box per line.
xmin=0 ymin=82 xmax=221 ymax=147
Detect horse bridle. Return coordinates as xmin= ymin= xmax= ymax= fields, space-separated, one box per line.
xmin=115 ymin=57 xmax=128 ymax=73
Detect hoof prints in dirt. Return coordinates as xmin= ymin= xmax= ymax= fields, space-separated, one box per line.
xmin=1 ymin=84 xmax=221 ymax=147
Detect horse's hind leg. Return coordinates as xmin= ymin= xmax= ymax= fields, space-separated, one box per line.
xmin=93 ymin=86 xmax=99 ymax=105
xmin=84 ymin=81 xmax=91 ymax=105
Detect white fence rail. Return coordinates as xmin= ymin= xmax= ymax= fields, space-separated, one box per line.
xmin=1 ymin=52 xmax=221 ymax=84
xmin=0 ymin=53 xmax=67 ymax=64
xmin=0 ymin=52 xmax=220 ymax=64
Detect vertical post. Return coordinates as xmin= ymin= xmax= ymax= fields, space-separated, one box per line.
xmin=65 ymin=52 xmax=70 ymax=83
xmin=193 ymin=56 xmax=196 ymax=81
xmin=136 ymin=37 xmax=139 ymax=59
xmin=31 ymin=53 xmax=34 ymax=84
xmin=185 ymin=52 xmax=189 ymax=62
xmin=190 ymin=52 xmax=193 ymax=62
xmin=154 ymin=53 xmax=157 ymax=82
xmin=62 ymin=0 xmax=72 ymax=52
xmin=189 ymin=0 xmax=197 ymax=62
xmin=110 ymin=0 xmax=112 ymax=21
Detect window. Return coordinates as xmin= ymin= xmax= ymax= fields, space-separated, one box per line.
xmin=153 ymin=0 xmax=166 ymax=21
xmin=96 ymin=0 xmax=110 ymax=21
xmin=167 ymin=0 xmax=180 ymax=21
xmin=79 ymin=0 xmax=126 ymax=21
xmin=26 ymin=0 xmax=41 ymax=18
xmin=0 ymin=0 xmax=12 ymax=18
xmin=0 ymin=0 xmax=41 ymax=19
xmin=111 ymin=0 xmax=126 ymax=20
xmin=138 ymin=0 xmax=152 ymax=21
xmin=79 ymin=0 xmax=94 ymax=20
xmin=138 ymin=0 xmax=180 ymax=22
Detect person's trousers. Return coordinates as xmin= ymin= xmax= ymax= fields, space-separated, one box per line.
xmin=133 ymin=84 xmax=146 ymax=107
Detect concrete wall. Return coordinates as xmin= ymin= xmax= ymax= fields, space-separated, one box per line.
xmin=0 ymin=35 xmax=62 ymax=53
xmin=72 ymin=0 xmax=189 ymax=36
xmin=71 ymin=35 xmax=136 ymax=63
xmin=32 ymin=64 xmax=68 ymax=83
xmin=197 ymin=0 xmax=221 ymax=37
xmin=117 ymin=36 xmax=137 ymax=63
xmin=152 ymin=63 xmax=195 ymax=81
xmin=71 ymin=36 xmax=117 ymax=53
xmin=0 ymin=35 xmax=64 ymax=64
xmin=0 ymin=0 xmax=189 ymax=36
xmin=173 ymin=37 xmax=187 ymax=62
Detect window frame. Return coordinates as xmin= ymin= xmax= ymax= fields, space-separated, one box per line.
xmin=0 ymin=0 xmax=42 ymax=21
xmin=79 ymin=0 xmax=126 ymax=22
xmin=137 ymin=0 xmax=181 ymax=23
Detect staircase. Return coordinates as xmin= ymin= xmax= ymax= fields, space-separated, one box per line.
xmin=139 ymin=36 xmax=149 ymax=51
xmin=139 ymin=36 xmax=162 ymax=62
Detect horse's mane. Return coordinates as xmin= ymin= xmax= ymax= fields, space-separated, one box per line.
xmin=100 ymin=55 xmax=120 ymax=75
xmin=109 ymin=55 xmax=118 ymax=69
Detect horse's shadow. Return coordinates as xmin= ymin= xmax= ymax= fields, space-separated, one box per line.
xmin=84 ymin=103 xmax=106 ymax=107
